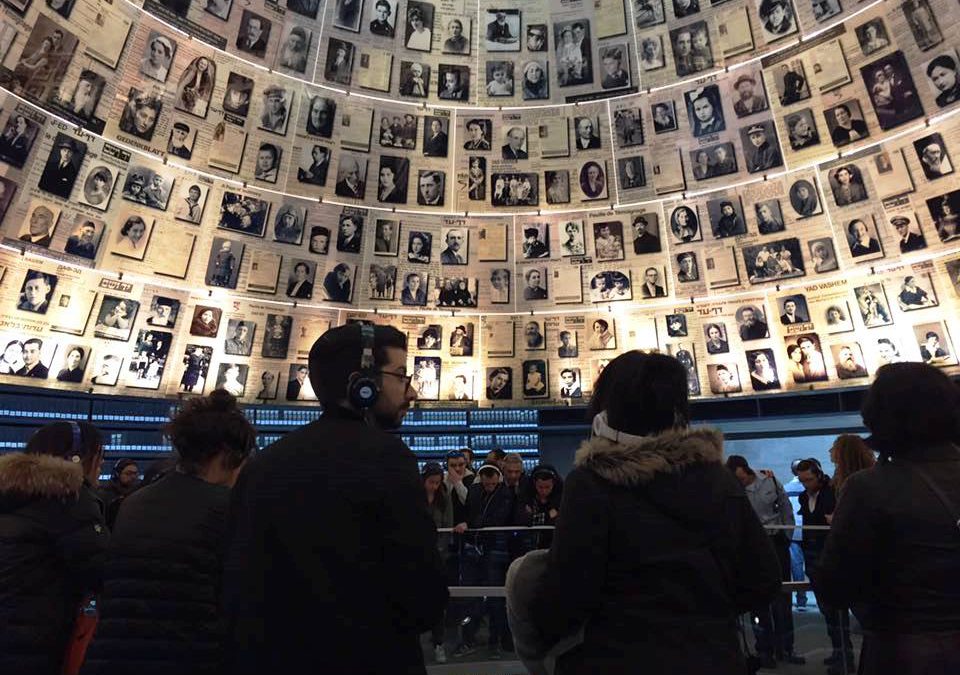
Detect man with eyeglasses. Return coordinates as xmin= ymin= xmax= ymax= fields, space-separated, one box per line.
xmin=224 ymin=323 xmax=447 ymax=675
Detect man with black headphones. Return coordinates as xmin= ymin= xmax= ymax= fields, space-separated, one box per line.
xmin=223 ymin=322 xmax=447 ymax=675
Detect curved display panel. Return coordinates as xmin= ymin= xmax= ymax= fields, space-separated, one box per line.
xmin=0 ymin=0 xmax=957 ymax=405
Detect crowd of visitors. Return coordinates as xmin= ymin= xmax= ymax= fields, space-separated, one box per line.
xmin=0 ymin=322 xmax=958 ymax=675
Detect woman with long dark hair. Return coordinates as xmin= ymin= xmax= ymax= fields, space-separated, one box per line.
xmin=526 ymin=351 xmax=780 ymax=673
xmin=0 ymin=421 xmax=108 ymax=674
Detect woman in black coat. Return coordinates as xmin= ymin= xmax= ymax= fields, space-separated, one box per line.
xmin=0 ymin=421 xmax=108 ymax=675
xmin=819 ymin=363 xmax=960 ymax=675
xmin=528 ymin=352 xmax=781 ymax=675
xmin=82 ymin=390 xmax=255 ymax=675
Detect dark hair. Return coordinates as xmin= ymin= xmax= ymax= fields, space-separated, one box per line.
xmin=725 ymin=454 xmax=754 ymax=475
xmin=121 ymin=216 xmax=146 ymax=236
xmin=795 ymin=458 xmax=826 ymax=482
xmin=26 ymin=421 xmax=103 ymax=475
xmin=861 ymin=363 xmax=960 ymax=456
xmin=927 ymin=54 xmax=957 ymax=77
xmin=308 ymin=323 xmax=407 ymax=404
xmin=589 ymin=351 xmax=689 ymax=436
xmin=165 ymin=390 xmax=255 ymax=474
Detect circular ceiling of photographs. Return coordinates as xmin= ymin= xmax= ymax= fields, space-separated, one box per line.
xmin=0 ymin=0 xmax=958 ymax=405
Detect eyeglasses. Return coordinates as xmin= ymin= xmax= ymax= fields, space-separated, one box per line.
xmin=378 ymin=370 xmax=413 ymax=388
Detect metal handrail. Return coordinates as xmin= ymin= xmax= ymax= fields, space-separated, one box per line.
xmin=437 ymin=524 xmax=831 ymax=532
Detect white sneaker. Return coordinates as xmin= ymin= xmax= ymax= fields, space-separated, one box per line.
xmin=434 ymin=645 xmax=447 ymax=663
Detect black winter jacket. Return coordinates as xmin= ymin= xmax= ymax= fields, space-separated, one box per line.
xmin=819 ymin=444 xmax=960 ymax=634
xmin=222 ymin=405 xmax=448 ymax=675
xmin=0 ymin=453 xmax=109 ymax=675
xmin=464 ymin=481 xmax=517 ymax=554
xmin=529 ymin=428 xmax=781 ymax=675
xmin=82 ymin=471 xmax=231 ymax=675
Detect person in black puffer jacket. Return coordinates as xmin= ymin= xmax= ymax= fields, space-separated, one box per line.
xmin=527 ymin=352 xmax=781 ymax=675
xmin=82 ymin=390 xmax=255 ymax=675
xmin=0 ymin=421 xmax=109 ymax=675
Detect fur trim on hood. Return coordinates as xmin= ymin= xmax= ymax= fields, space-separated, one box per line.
xmin=0 ymin=452 xmax=84 ymax=500
xmin=574 ymin=428 xmax=724 ymax=487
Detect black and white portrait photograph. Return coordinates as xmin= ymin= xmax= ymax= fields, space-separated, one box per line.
xmin=63 ymin=215 xmax=104 ymax=260
xmin=175 ymin=56 xmax=215 ymax=118
xmin=126 ymin=329 xmax=171 ymax=390
xmin=745 ymin=349 xmax=780 ymax=391
xmin=784 ymin=333 xmax=828 ymax=383
xmin=554 ymin=220 xmax=583 ymax=257
xmin=613 ymin=109 xmax=644 ymax=148
xmin=736 ymin=305 xmax=770 ymax=341
xmin=89 ymin=354 xmax=122 ymax=387
xmin=825 ymin=101 xmax=869 ymax=148
xmin=140 ymin=32 xmax=176 ymax=83
xmin=305 ymin=96 xmax=336 ymax=138
xmin=832 ymin=344 xmax=869 ymax=381
xmin=309 ymin=226 xmax=330 ymax=255
xmin=407 ymin=231 xmax=432 ymax=263
xmin=53 ymin=344 xmax=90 ymax=383
xmin=579 ymin=161 xmax=607 ymax=200
xmin=846 ymin=217 xmax=884 ymax=260
xmin=378 ymin=114 xmax=416 ymax=150
xmin=673 ymin=0 xmax=700 ymax=19
xmin=924 ymin=50 xmax=960 ymax=109
xmin=218 ymin=192 xmax=270 ymax=238
xmin=828 ymin=164 xmax=868 ymax=207
xmin=297 ymin=145 xmax=331 ymax=186
xmin=822 ymin=302 xmax=854 ymax=333
xmin=896 ymin=273 xmax=938 ymax=311
xmin=557 ymin=330 xmax=578 ymax=358
xmin=166 ymin=121 xmax=195 ymax=161
xmin=334 ymin=0 xmax=363 ymax=32
xmin=213 ymin=362 xmax=248 ymax=398
xmin=707 ymin=197 xmax=747 ymax=239
xmin=522 ymin=359 xmax=548 ymax=399
xmin=903 ymin=0 xmax=942 ymax=51
xmin=861 ymin=51 xmax=926 ymax=131
xmin=670 ymin=204 xmax=701 ymax=243
xmin=630 ymin=214 xmax=661 ymax=255
xmin=593 ymin=220 xmax=625 ymax=261
xmin=774 ymin=60 xmax=810 ymax=105
xmin=485 ymin=9 xmax=520 ymax=51
xmin=12 ymin=15 xmax=78 ymax=102
xmin=417 ymin=325 xmax=443 ymax=350
xmin=757 ymin=0 xmax=796 ymax=42
xmin=76 ymin=164 xmax=115 ymax=212
xmin=521 ymin=267 xmax=548 ymax=301
xmin=501 ymin=126 xmax=527 ymax=160
xmin=404 ymin=1 xmax=434 ymax=52
xmin=463 ymin=119 xmax=492 ymax=152
xmin=146 ymin=296 xmax=180 ymax=328
xmin=60 ymin=70 xmax=105 ymax=121
xmin=0 ymin=113 xmax=40 ymax=168
xmin=755 ymin=199 xmax=785 ymax=235
xmin=669 ymin=21 xmax=713 ymax=77
xmin=812 ymin=0 xmax=842 ymax=23
xmin=708 ymin=364 xmax=742 ymax=395
xmin=400 ymin=272 xmax=428 ymax=305
xmin=399 ymin=61 xmax=429 ymax=97
xmin=272 ymin=204 xmax=306 ymax=245
xmin=666 ymin=314 xmax=688 ymax=338
xmin=253 ymin=142 xmax=282 ymax=183
xmin=522 ymin=320 xmax=546 ymax=350
xmin=890 ymin=214 xmax=927 ymax=254
xmin=94 ymin=296 xmax=139 ymax=341
xmin=467 ymin=156 xmax=486 ymax=201
xmin=173 ymin=182 xmax=208 ymax=224
xmin=259 ymin=86 xmax=291 ymax=135
xmin=544 ymin=171 xmax=570 ymax=205
xmin=520 ymin=61 xmax=548 ymax=100
xmin=321 ymin=263 xmax=355 ymax=303
xmin=38 ymin=134 xmax=86 ymax=199
xmin=926 ymin=190 xmax=960 ymax=242
xmin=121 ymin=166 xmax=174 ymax=211
xmin=637 ymin=266 xmax=666 ymax=298
xmin=855 ymin=283 xmax=893 ymax=327
xmin=324 ymin=39 xmax=355 ymax=85
xmin=730 ymin=71 xmax=768 ymax=118
xmin=600 ymin=44 xmax=631 ymax=90
xmin=685 ymin=85 xmax=724 ymax=137
xmin=368 ymin=263 xmax=397 ymax=300
xmin=777 ymin=294 xmax=810 ymax=325
xmin=485 ymin=60 xmax=515 ymax=97
xmin=375 ymin=156 xmax=409 ymax=204
xmin=855 ymin=18 xmax=890 ymax=56
xmin=914 ymin=133 xmax=953 ymax=180
xmin=412 ymin=357 xmax=440 ymax=400
xmin=16 ymin=269 xmax=56 ymax=314
xmin=422 ymin=117 xmax=449 ymax=157
xmin=372 ymin=218 xmax=399 ymax=256
xmin=448 ymin=324 xmax=474 ymax=357
xmin=438 ymin=64 xmax=470 ymax=101
xmin=107 ymin=214 xmax=153 ymax=261
xmin=703 ymin=322 xmax=730 ymax=354
xmin=589 ymin=271 xmax=632 ymax=302
xmin=618 ymin=157 xmax=646 ymax=190
xmin=785 ymin=108 xmax=820 ymax=151
xmin=118 ymin=88 xmax=162 ymax=140
xmin=588 ymin=318 xmax=617 ymax=350
xmin=335 ymin=212 xmax=364 ymax=253
xmin=915 ymin=321 xmax=956 ymax=366
xmin=17 ymin=203 xmax=59 ymax=249
xmin=285 ymin=364 xmax=316 ymax=401
xmin=789 ymin=178 xmax=821 ymax=217
xmin=442 ymin=16 xmax=470 ymax=54
xmin=204 ymin=0 xmax=233 ymax=20
xmin=485 ymin=366 xmax=512 ymax=400
xmin=189 ymin=305 xmax=221 ymax=338
xmin=436 ymin=277 xmax=478 ymax=307
xmin=741 ymin=121 xmax=783 ymax=173
xmin=417 ymin=170 xmax=445 ymax=207
xmin=205 ymin=238 xmax=243 ymax=289
xmin=439 ymin=227 xmax=467 ymax=264
xmin=285 ymin=260 xmax=316 ymax=299
xmin=236 ymin=10 xmax=271 ymax=58
xmin=492 ymin=173 xmax=538 ymax=207
xmin=689 ymin=143 xmax=738 ymax=181
xmin=743 ymin=237 xmax=806 ymax=283
xmin=807 ymin=237 xmax=840 ymax=274
xmin=651 ymin=101 xmax=677 ymax=133
xmin=2 ymin=335 xmax=52 ymax=379
xmin=676 ymin=252 xmax=699 ymax=282
xmin=258 ymin=314 xmax=291 ymax=359
xmin=639 ymin=35 xmax=665 ymax=70
xmin=555 ymin=19 xmax=593 ymax=87
xmin=558 ymin=367 xmax=582 ymax=398
xmin=274 ymin=25 xmax=311 ymax=74
xmin=335 ymin=154 xmax=368 ymax=200
xmin=635 ymin=0 xmax=666 ymax=28
xmin=521 ymin=223 xmax=550 ymax=259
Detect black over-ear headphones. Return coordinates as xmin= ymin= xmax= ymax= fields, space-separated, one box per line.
xmin=348 ymin=323 xmax=379 ymax=409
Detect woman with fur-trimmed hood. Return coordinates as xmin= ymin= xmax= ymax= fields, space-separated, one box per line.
xmin=0 ymin=421 xmax=109 ymax=675
xmin=526 ymin=352 xmax=781 ymax=674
